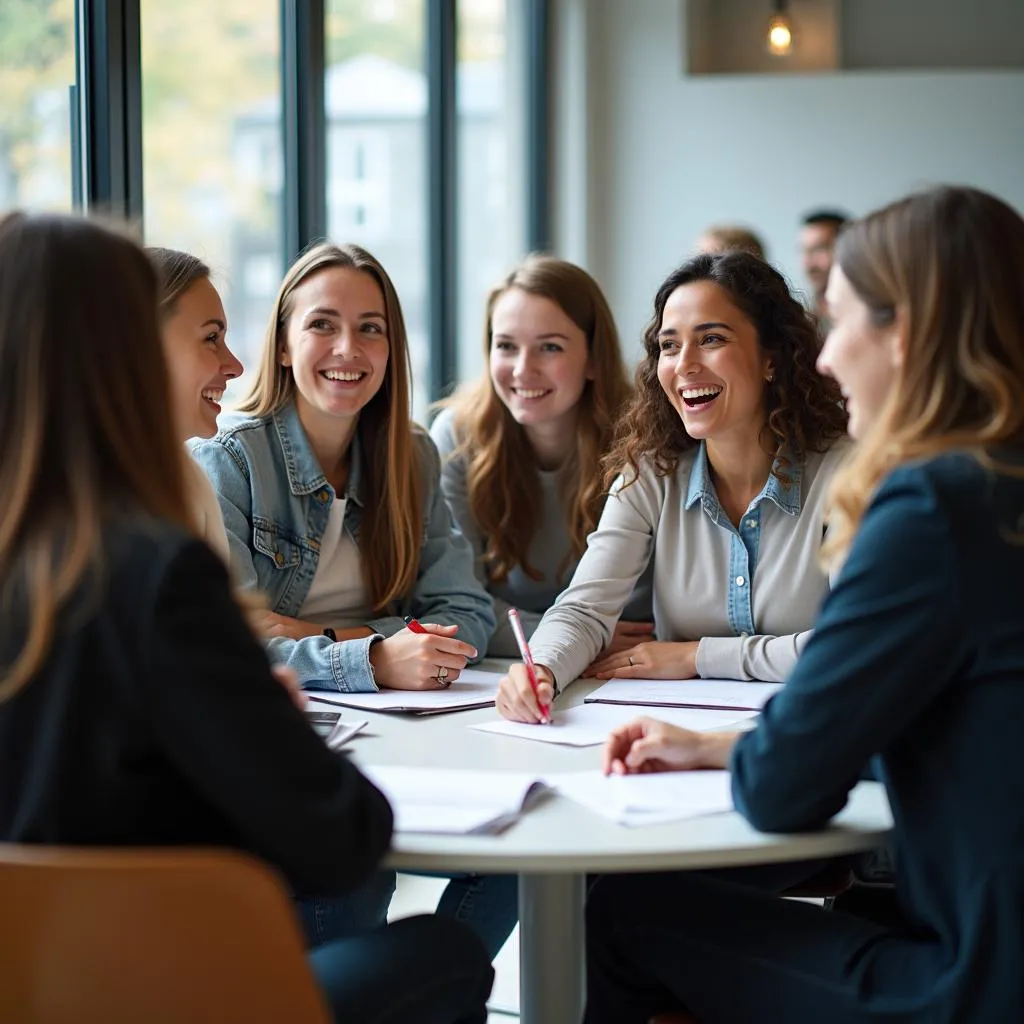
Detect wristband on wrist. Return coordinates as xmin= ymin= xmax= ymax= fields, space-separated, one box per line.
xmin=323 ymin=627 xmax=337 ymax=642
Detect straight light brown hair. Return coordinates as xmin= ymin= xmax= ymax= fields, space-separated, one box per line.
xmin=439 ymin=254 xmax=631 ymax=583
xmin=0 ymin=213 xmax=194 ymax=700
xmin=823 ymin=186 xmax=1024 ymax=567
xmin=238 ymin=242 xmax=422 ymax=611
xmin=147 ymin=246 xmax=211 ymax=318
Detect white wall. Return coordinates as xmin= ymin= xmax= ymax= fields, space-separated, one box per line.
xmin=554 ymin=0 xmax=1024 ymax=354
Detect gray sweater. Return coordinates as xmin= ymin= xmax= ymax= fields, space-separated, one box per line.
xmin=431 ymin=408 xmax=654 ymax=656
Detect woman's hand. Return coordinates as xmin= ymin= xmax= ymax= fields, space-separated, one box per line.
xmin=586 ymin=640 xmax=700 ymax=679
xmin=369 ymin=623 xmax=477 ymax=691
xmin=257 ymin=611 xmax=325 ymax=641
xmin=603 ymin=717 xmax=738 ymax=775
xmin=496 ymin=664 xmax=555 ymax=724
xmin=602 ymin=620 xmax=657 ymax=656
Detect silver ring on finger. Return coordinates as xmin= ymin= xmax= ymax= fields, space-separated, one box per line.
xmin=628 ymin=656 xmax=635 ymax=667
xmin=436 ymin=665 xmax=451 ymax=688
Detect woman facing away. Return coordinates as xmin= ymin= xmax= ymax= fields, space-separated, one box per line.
xmin=498 ymin=251 xmax=849 ymax=723
xmin=0 ymin=212 xmax=492 ymax=1024
xmin=586 ymin=185 xmax=1024 ymax=1023
xmin=148 ymin=247 xmax=243 ymax=562
xmin=191 ymin=242 xmax=516 ymax=960
xmin=431 ymin=254 xmax=654 ymax=658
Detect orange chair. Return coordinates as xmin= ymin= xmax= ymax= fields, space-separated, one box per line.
xmin=0 ymin=843 xmax=331 ymax=1024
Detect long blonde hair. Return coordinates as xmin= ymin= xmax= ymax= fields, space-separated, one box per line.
xmin=440 ymin=255 xmax=631 ymax=583
xmin=238 ymin=242 xmax=422 ymax=611
xmin=823 ymin=186 xmax=1024 ymax=568
xmin=0 ymin=214 xmax=194 ymax=700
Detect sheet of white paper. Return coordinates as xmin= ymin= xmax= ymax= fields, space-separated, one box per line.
xmin=360 ymin=765 xmax=548 ymax=834
xmin=547 ymin=769 xmax=734 ymax=826
xmin=585 ymin=677 xmax=783 ymax=711
xmin=325 ymin=717 xmax=367 ymax=750
xmin=304 ymin=669 xmax=503 ymax=714
xmin=470 ymin=703 xmax=754 ymax=747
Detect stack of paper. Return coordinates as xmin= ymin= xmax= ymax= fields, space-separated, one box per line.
xmin=470 ymin=702 xmax=754 ymax=747
xmin=306 ymin=668 xmax=503 ymax=715
xmin=360 ymin=765 xmax=550 ymax=834
xmin=585 ymin=677 xmax=783 ymax=711
xmin=548 ymin=769 xmax=734 ymax=827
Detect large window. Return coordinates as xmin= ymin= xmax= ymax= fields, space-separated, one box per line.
xmin=325 ymin=0 xmax=428 ymax=419
xmin=140 ymin=0 xmax=283 ymax=398
xmin=0 ymin=0 xmax=77 ymax=212
xmin=456 ymin=0 xmax=526 ymax=385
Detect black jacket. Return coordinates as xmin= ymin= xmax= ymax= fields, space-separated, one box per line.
xmin=0 ymin=521 xmax=393 ymax=897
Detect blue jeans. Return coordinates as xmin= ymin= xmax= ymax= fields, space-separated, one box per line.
xmin=297 ymin=869 xmax=396 ymax=947
xmin=432 ymin=873 xmax=519 ymax=961
xmin=309 ymin=914 xmax=493 ymax=1023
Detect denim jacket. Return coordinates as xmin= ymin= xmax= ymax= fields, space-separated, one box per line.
xmin=190 ymin=401 xmax=495 ymax=692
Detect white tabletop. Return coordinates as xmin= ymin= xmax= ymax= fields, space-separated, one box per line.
xmin=347 ymin=667 xmax=893 ymax=873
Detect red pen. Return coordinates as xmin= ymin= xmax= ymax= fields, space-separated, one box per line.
xmin=404 ymin=615 xmax=427 ymax=634
xmin=507 ymin=607 xmax=551 ymax=724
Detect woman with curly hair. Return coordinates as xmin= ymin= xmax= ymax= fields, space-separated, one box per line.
xmin=497 ymin=251 xmax=849 ymax=721
xmin=431 ymin=254 xmax=653 ymax=657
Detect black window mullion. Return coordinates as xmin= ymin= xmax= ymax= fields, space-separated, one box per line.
xmin=77 ymin=0 xmax=143 ymax=221
xmin=281 ymin=0 xmax=327 ymax=264
xmin=524 ymin=0 xmax=551 ymax=253
xmin=427 ymin=0 xmax=457 ymax=402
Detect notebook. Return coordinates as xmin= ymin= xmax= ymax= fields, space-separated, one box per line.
xmin=471 ymin=702 xmax=754 ymax=747
xmin=305 ymin=668 xmax=503 ymax=716
xmin=360 ymin=765 xmax=551 ymax=834
xmin=585 ymin=677 xmax=783 ymax=712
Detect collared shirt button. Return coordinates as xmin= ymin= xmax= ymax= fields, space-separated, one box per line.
xmin=745 ymin=518 xmax=757 ymax=529
xmin=274 ymin=551 xmax=285 ymax=567
xmin=735 ymin=575 xmax=745 ymax=586
xmin=317 ymin=489 xmax=330 ymax=503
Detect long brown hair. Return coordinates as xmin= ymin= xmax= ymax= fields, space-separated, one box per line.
xmin=823 ymin=186 xmax=1024 ymax=567
xmin=0 ymin=213 xmax=193 ymax=700
xmin=440 ymin=255 xmax=631 ymax=583
xmin=238 ymin=242 xmax=422 ymax=611
xmin=606 ymin=252 xmax=847 ymax=489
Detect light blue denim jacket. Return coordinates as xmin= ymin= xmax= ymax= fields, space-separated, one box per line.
xmin=190 ymin=401 xmax=495 ymax=692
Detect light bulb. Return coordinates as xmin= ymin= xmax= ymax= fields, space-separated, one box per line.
xmin=766 ymin=13 xmax=793 ymax=56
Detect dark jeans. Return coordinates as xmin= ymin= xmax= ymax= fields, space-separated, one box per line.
xmin=584 ymin=863 xmax=898 ymax=1024
xmin=308 ymin=914 xmax=493 ymax=1024
xmin=434 ymin=872 xmax=519 ymax=961
xmin=297 ymin=869 xmax=397 ymax=947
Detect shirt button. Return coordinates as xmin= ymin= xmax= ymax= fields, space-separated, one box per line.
xmin=274 ymin=551 xmax=285 ymax=567
xmin=745 ymin=518 xmax=757 ymax=529
xmin=317 ymin=490 xmax=330 ymax=503
xmin=735 ymin=575 xmax=745 ymax=586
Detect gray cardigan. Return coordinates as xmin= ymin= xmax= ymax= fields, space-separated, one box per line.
xmin=431 ymin=408 xmax=653 ymax=656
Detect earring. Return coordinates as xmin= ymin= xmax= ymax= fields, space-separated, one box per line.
xmin=765 ymin=373 xmax=775 ymax=383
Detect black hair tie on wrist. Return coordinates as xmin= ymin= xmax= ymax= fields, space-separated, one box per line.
xmin=323 ymin=627 xmax=337 ymax=642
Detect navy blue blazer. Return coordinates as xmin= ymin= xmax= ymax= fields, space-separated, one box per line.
xmin=732 ymin=451 xmax=1024 ymax=1020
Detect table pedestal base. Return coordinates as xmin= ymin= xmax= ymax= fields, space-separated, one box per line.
xmin=518 ymin=871 xmax=586 ymax=1024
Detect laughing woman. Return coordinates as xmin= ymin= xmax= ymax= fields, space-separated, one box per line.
xmin=149 ymin=247 xmax=243 ymax=562
xmin=498 ymin=252 xmax=849 ymax=722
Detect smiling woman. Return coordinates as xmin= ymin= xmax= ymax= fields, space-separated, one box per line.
xmin=431 ymin=254 xmax=654 ymax=658
xmin=497 ymin=252 xmax=849 ymax=723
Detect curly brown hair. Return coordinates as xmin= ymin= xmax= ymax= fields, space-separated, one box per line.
xmin=606 ymin=252 xmax=847 ymax=489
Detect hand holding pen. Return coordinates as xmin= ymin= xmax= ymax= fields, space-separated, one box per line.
xmin=496 ymin=607 xmax=554 ymax=724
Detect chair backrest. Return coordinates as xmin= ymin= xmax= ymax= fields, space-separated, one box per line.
xmin=0 ymin=843 xmax=332 ymax=1024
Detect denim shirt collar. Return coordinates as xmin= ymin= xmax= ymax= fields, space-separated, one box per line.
xmin=271 ymin=400 xmax=366 ymax=508
xmin=684 ymin=441 xmax=803 ymax=518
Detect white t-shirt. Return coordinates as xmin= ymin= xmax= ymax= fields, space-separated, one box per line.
xmin=186 ymin=454 xmax=230 ymax=565
xmin=299 ymin=496 xmax=372 ymax=629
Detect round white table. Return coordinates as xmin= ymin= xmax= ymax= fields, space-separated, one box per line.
xmin=347 ymin=671 xmax=894 ymax=1024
